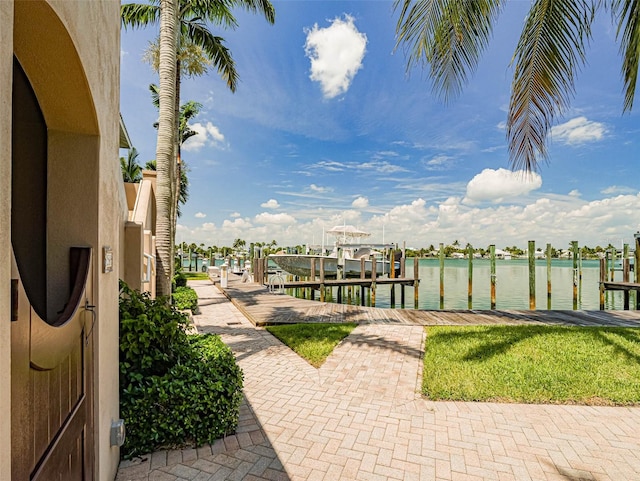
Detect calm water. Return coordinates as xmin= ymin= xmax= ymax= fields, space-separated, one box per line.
xmin=299 ymin=258 xmax=636 ymax=311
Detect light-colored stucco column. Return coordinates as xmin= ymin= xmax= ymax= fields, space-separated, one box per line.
xmin=0 ymin=3 xmax=14 ymax=481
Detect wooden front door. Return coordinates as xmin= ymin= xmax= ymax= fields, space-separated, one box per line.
xmin=10 ymin=58 xmax=95 ymax=481
xmin=11 ymin=249 xmax=94 ymax=481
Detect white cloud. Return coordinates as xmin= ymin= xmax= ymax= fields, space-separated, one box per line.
xmin=310 ymin=184 xmax=331 ymax=193
xmin=424 ymin=155 xmax=454 ymax=171
xmin=601 ymin=185 xmax=637 ymax=195
xmin=176 ymin=193 xmax=640 ymax=250
xmin=230 ymin=212 xmax=241 ymax=218
xmin=182 ymin=121 xmax=226 ymax=152
xmin=261 ymin=199 xmax=280 ymax=209
xmin=254 ymin=212 xmax=296 ymax=225
xmin=304 ymin=14 xmax=367 ymax=99
xmin=568 ymin=190 xmax=581 ymax=197
xmin=195 ymin=212 xmax=207 ymax=218
xmin=551 ymin=116 xmax=606 ymax=145
xmin=464 ymin=168 xmax=542 ymax=203
xmin=352 ymin=196 xmax=369 ymax=209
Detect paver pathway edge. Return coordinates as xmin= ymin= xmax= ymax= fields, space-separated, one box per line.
xmin=116 ymin=281 xmax=640 ymax=481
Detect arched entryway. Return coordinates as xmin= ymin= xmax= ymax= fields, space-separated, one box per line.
xmin=11 ymin=2 xmax=100 ymax=480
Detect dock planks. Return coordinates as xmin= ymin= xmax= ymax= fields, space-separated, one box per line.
xmin=217 ymin=275 xmax=640 ymax=327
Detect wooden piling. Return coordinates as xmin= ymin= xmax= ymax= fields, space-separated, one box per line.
xmin=490 ymin=244 xmax=496 ymax=310
xmin=360 ymin=257 xmax=366 ymax=306
xmin=467 ymin=244 xmax=473 ymax=309
xmin=390 ymin=249 xmax=396 ymax=308
xmin=528 ymin=240 xmax=536 ymax=310
xmin=371 ymin=257 xmax=377 ymax=307
xmin=414 ymin=257 xmax=420 ymax=309
xmin=572 ymin=241 xmax=578 ymax=310
xmin=599 ymin=257 xmax=606 ymax=310
xmin=401 ymin=243 xmax=406 ymax=308
xmin=319 ymin=257 xmax=325 ymax=302
xmin=546 ymin=243 xmax=552 ymax=310
xmin=439 ymin=243 xmax=445 ymax=309
xmin=623 ymin=257 xmax=631 ymax=309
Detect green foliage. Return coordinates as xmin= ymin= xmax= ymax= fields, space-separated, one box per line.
xmin=422 ymin=325 xmax=640 ymax=405
xmin=266 ymin=323 xmax=357 ymax=367
xmin=174 ymin=271 xmax=187 ymax=288
xmin=172 ymin=286 xmax=198 ymax=312
xmin=183 ymin=272 xmax=209 ymax=280
xmin=119 ymin=282 xmax=243 ymax=458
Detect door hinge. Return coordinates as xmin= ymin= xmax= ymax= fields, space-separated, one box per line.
xmin=11 ymin=279 xmax=18 ymax=322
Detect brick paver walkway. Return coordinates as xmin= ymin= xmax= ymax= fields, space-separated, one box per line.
xmin=116 ymin=281 xmax=640 ymax=481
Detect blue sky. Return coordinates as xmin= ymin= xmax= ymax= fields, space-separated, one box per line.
xmin=120 ymin=1 xmax=639 ymax=250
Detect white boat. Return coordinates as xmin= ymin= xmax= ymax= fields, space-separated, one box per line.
xmin=269 ymin=225 xmax=397 ymax=278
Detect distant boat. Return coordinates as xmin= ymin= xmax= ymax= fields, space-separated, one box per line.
xmin=270 ymin=225 xmax=397 ymax=278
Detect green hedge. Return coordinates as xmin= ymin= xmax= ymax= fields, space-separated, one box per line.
xmin=119 ymin=282 xmax=243 ymax=458
xmin=172 ymin=286 xmax=198 ymax=312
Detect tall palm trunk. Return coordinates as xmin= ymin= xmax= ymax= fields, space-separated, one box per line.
xmin=172 ymin=58 xmax=182 ymax=246
xmin=155 ymin=0 xmax=178 ymax=297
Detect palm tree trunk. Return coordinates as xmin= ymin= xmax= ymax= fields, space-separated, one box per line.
xmin=172 ymin=58 xmax=182 ymax=254
xmin=155 ymin=0 xmax=178 ymax=297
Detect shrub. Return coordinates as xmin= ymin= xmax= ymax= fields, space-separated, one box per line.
xmin=119 ymin=282 xmax=243 ymax=458
xmin=174 ymin=271 xmax=187 ymax=288
xmin=172 ymin=286 xmax=198 ymax=312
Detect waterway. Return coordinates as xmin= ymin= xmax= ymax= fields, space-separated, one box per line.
xmin=187 ymin=256 xmax=635 ymax=311
xmin=380 ymin=258 xmax=632 ymax=310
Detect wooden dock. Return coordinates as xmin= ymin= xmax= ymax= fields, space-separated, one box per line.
xmin=215 ymin=275 xmax=640 ymax=327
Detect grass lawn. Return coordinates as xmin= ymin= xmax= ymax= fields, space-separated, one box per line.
xmin=183 ymin=272 xmax=209 ymax=280
xmin=265 ymin=323 xmax=357 ymax=367
xmin=423 ymin=325 xmax=640 ymax=405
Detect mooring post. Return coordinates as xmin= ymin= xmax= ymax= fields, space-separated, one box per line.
xmin=371 ymin=256 xmax=377 ymax=307
xmin=390 ymin=248 xmax=396 ymax=308
xmin=572 ymin=241 xmax=578 ymax=310
xmin=467 ymin=244 xmax=473 ymax=309
xmin=414 ymin=256 xmax=420 ymax=309
xmin=609 ymin=247 xmax=615 ymax=282
xmin=528 ymin=240 xmax=536 ymax=310
xmin=546 ymin=243 xmax=552 ymax=310
xmin=599 ymin=257 xmax=606 ymax=310
xmin=360 ymin=257 xmax=366 ymax=306
xmin=401 ymin=242 xmax=406 ymax=308
xmin=439 ymin=242 xmax=445 ymax=309
xmin=319 ymin=257 xmax=325 ymax=302
xmin=623 ymin=257 xmax=631 ymax=309
xmin=490 ymin=244 xmax=496 ymax=309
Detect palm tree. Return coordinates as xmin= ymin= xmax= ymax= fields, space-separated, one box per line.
xmin=153 ymin=0 xmax=178 ymax=296
xmin=150 ymin=84 xmax=199 ymax=217
xmin=122 ymin=0 xmax=276 ymax=295
xmin=145 ymin=159 xmax=189 ymax=217
xmin=394 ymin=0 xmax=639 ymax=172
xmin=120 ymin=147 xmax=143 ymax=183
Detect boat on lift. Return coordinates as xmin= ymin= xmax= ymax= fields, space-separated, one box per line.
xmin=269 ymin=225 xmax=397 ymax=278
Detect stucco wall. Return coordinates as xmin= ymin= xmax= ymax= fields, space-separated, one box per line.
xmin=48 ymin=2 xmax=123 ymax=479
xmin=0 ymin=4 xmax=14 ymax=481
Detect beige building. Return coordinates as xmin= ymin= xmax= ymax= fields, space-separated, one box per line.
xmin=1 ymin=1 xmax=126 ymax=479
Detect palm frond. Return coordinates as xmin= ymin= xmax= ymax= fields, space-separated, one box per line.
xmin=149 ymin=83 xmax=160 ymax=109
xmin=121 ymin=3 xmax=161 ymax=29
xmin=612 ymin=0 xmax=640 ymax=111
xmin=394 ymin=0 xmax=502 ymax=103
xmin=180 ymin=0 xmax=238 ymax=28
xmin=225 ymin=0 xmax=276 ymax=24
xmin=187 ymin=21 xmax=238 ymax=91
xmin=508 ymin=0 xmax=597 ymax=171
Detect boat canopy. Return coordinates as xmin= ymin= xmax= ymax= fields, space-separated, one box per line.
xmin=326 ymin=225 xmax=371 ymax=239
